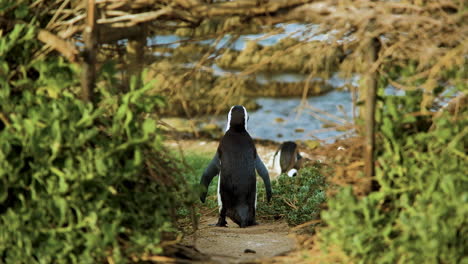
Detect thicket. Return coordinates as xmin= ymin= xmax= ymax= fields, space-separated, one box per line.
xmin=0 ymin=19 xmax=195 ymax=264
xmin=257 ymin=166 xmax=327 ymax=227
xmin=319 ymin=91 xmax=467 ymax=263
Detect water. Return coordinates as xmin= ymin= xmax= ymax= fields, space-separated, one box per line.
xmin=211 ymin=62 xmax=357 ymax=143
xmin=151 ymin=24 xmax=356 ymax=143
xmin=150 ymin=24 xmax=460 ymax=143
xmin=216 ymin=90 xmax=354 ymax=143
xmin=149 ymin=23 xmax=329 ymax=50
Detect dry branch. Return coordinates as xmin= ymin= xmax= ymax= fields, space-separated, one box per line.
xmin=97 ymin=7 xmax=173 ymax=27
xmin=37 ymin=29 xmax=79 ymax=62
xmin=37 ymin=0 xmax=465 ymax=87
xmin=4 ymin=0 xmax=463 ymax=116
xmin=81 ymin=0 xmax=98 ymax=102
xmin=178 ymin=0 xmax=312 ymax=18
xmin=364 ymin=39 xmax=378 ymax=180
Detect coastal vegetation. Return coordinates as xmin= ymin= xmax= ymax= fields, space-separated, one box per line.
xmin=1 ymin=0 xmax=466 ymax=263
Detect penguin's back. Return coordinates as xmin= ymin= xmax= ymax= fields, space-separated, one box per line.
xmin=280 ymin=141 xmax=298 ymax=172
xmin=218 ymin=130 xmax=258 ymax=226
xmin=218 ymin=130 xmax=256 ymax=188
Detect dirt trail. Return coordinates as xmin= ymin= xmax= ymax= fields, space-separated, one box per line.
xmin=187 ymin=216 xmax=296 ymax=263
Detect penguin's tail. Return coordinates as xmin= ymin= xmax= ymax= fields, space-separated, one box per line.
xmin=236 ymin=204 xmax=251 ymax=228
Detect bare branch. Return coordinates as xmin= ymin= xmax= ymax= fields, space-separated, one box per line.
xmin=37 ymin=29 xmax=79 ymax=63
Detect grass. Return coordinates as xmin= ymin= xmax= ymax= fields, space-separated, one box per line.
xmin=170 ymin=149 xmax=219 ymax=229
xmin=179 ymin=151 xmax=220 ymax=209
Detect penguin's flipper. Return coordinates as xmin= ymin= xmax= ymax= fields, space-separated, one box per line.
xmin=297 ymin=151 xmax=303 ymax=161
xmin=255 ymin=156 xmax=272 ymax=202
xmin=200 ymin=153 xmax=221 ymax=203
xmin=272 ymin=144 xmax=282 ymax=167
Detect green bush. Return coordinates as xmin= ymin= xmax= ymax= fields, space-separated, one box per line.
xmin=172 ymin=151 xmax=216 ymax=222
xmin=319 ymin=93 xmax=468 ymax=264
xmin=0 ymin=85 xmax=194 ymax=263
xmin=257 ymin=166 xmax=327 ymax=227
xmin=0 ymin=24 xmax=194 ymax=263
xmin=180 ymin=153 xmax=221 ymax=210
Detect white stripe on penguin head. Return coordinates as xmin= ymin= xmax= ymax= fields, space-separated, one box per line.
xmin=225 ymin=106 xmax=235 ymax=132
xmin=242 ymin=105 xmax=248 ymax=131
xmin=225 ymin=105 xmax=249 ymax=132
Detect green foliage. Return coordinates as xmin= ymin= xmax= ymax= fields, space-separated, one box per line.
xmin=173 ymin=151 xmax=218 ymax=217
xmin=0 ymin=24 xmax=38 ymax=99
xmin=177 ymin=152 xmax=213 ymax=185
xmin=319 ymin=93 xmax=468 ymax=263
xmin=0 ymin=86 xmax=193 ymax=263
xmin=257 ymin=166 xmax=327 ymax=227
xmin=182 ymin=152 xmax=222 ymax=209
xmin=0 ymin=24 xmax=193 ymax=263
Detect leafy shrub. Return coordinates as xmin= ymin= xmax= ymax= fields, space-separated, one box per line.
xmin=181 ymin=153 xmax=221 ymax=210
xmin=319 ymin=93 xmax=468 ymax=264
xmin=257 ymin=166 xmax=327 ymax=227
xmin=172 ymin=152 xmax=215 ymax=223
xmin=0 ymin=24 xmax=194 ymax=263
xmin=0 ymin=85 xmax=194 ymax=263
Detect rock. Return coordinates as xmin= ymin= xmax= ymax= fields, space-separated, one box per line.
xmin=303 ymin=140 xmax=320 ymax=150
xmin=202 ymin=123 xmax=219 ymax=131
xmin=244 ymin=41 xmax=260 ymax=54
xmin=160 ymin=117 xmax=193 ymax=132
xmin=322 ymin=122 xmax=336 ymax=128
xmin=244 ymin=249 xmax=256 ymax=254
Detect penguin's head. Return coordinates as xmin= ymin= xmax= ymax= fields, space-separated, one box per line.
xmin=226 ymin=105 xmax=248 ymax=132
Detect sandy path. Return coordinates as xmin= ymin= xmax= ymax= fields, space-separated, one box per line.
xmin=187 ymin=216 xmax=296 ymax=264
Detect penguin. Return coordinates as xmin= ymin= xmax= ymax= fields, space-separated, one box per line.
xmin=199 ymin=105 xmax=272 ymax=228
xmin=273 ymin=141 xmax=303 ymax=177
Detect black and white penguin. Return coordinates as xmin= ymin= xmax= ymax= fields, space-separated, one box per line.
xmin=273 ymin=141 xmax=303 ymax=177
xmin=199 ymin=105 xmax=272 ymax=228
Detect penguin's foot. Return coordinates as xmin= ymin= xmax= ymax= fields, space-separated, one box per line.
xmin=210 ymin=218 xmax=227 ymax=227
xmin=208 ymin=222 xmax=227 ymax=227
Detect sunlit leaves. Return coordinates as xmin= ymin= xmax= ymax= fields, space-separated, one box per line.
xmin=0 ymin=25 xmax=189 ymax=264
xmin=320 ymin=92 xmax=468 ymax=263
xmin=0 ymin=86 xmax=187 ymax=262
xmin=14 ymin=3 xmax=28 ymax=19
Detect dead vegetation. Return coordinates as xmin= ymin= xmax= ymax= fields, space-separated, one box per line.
xmin=3 ymin=0 xmax=464 ymax=116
